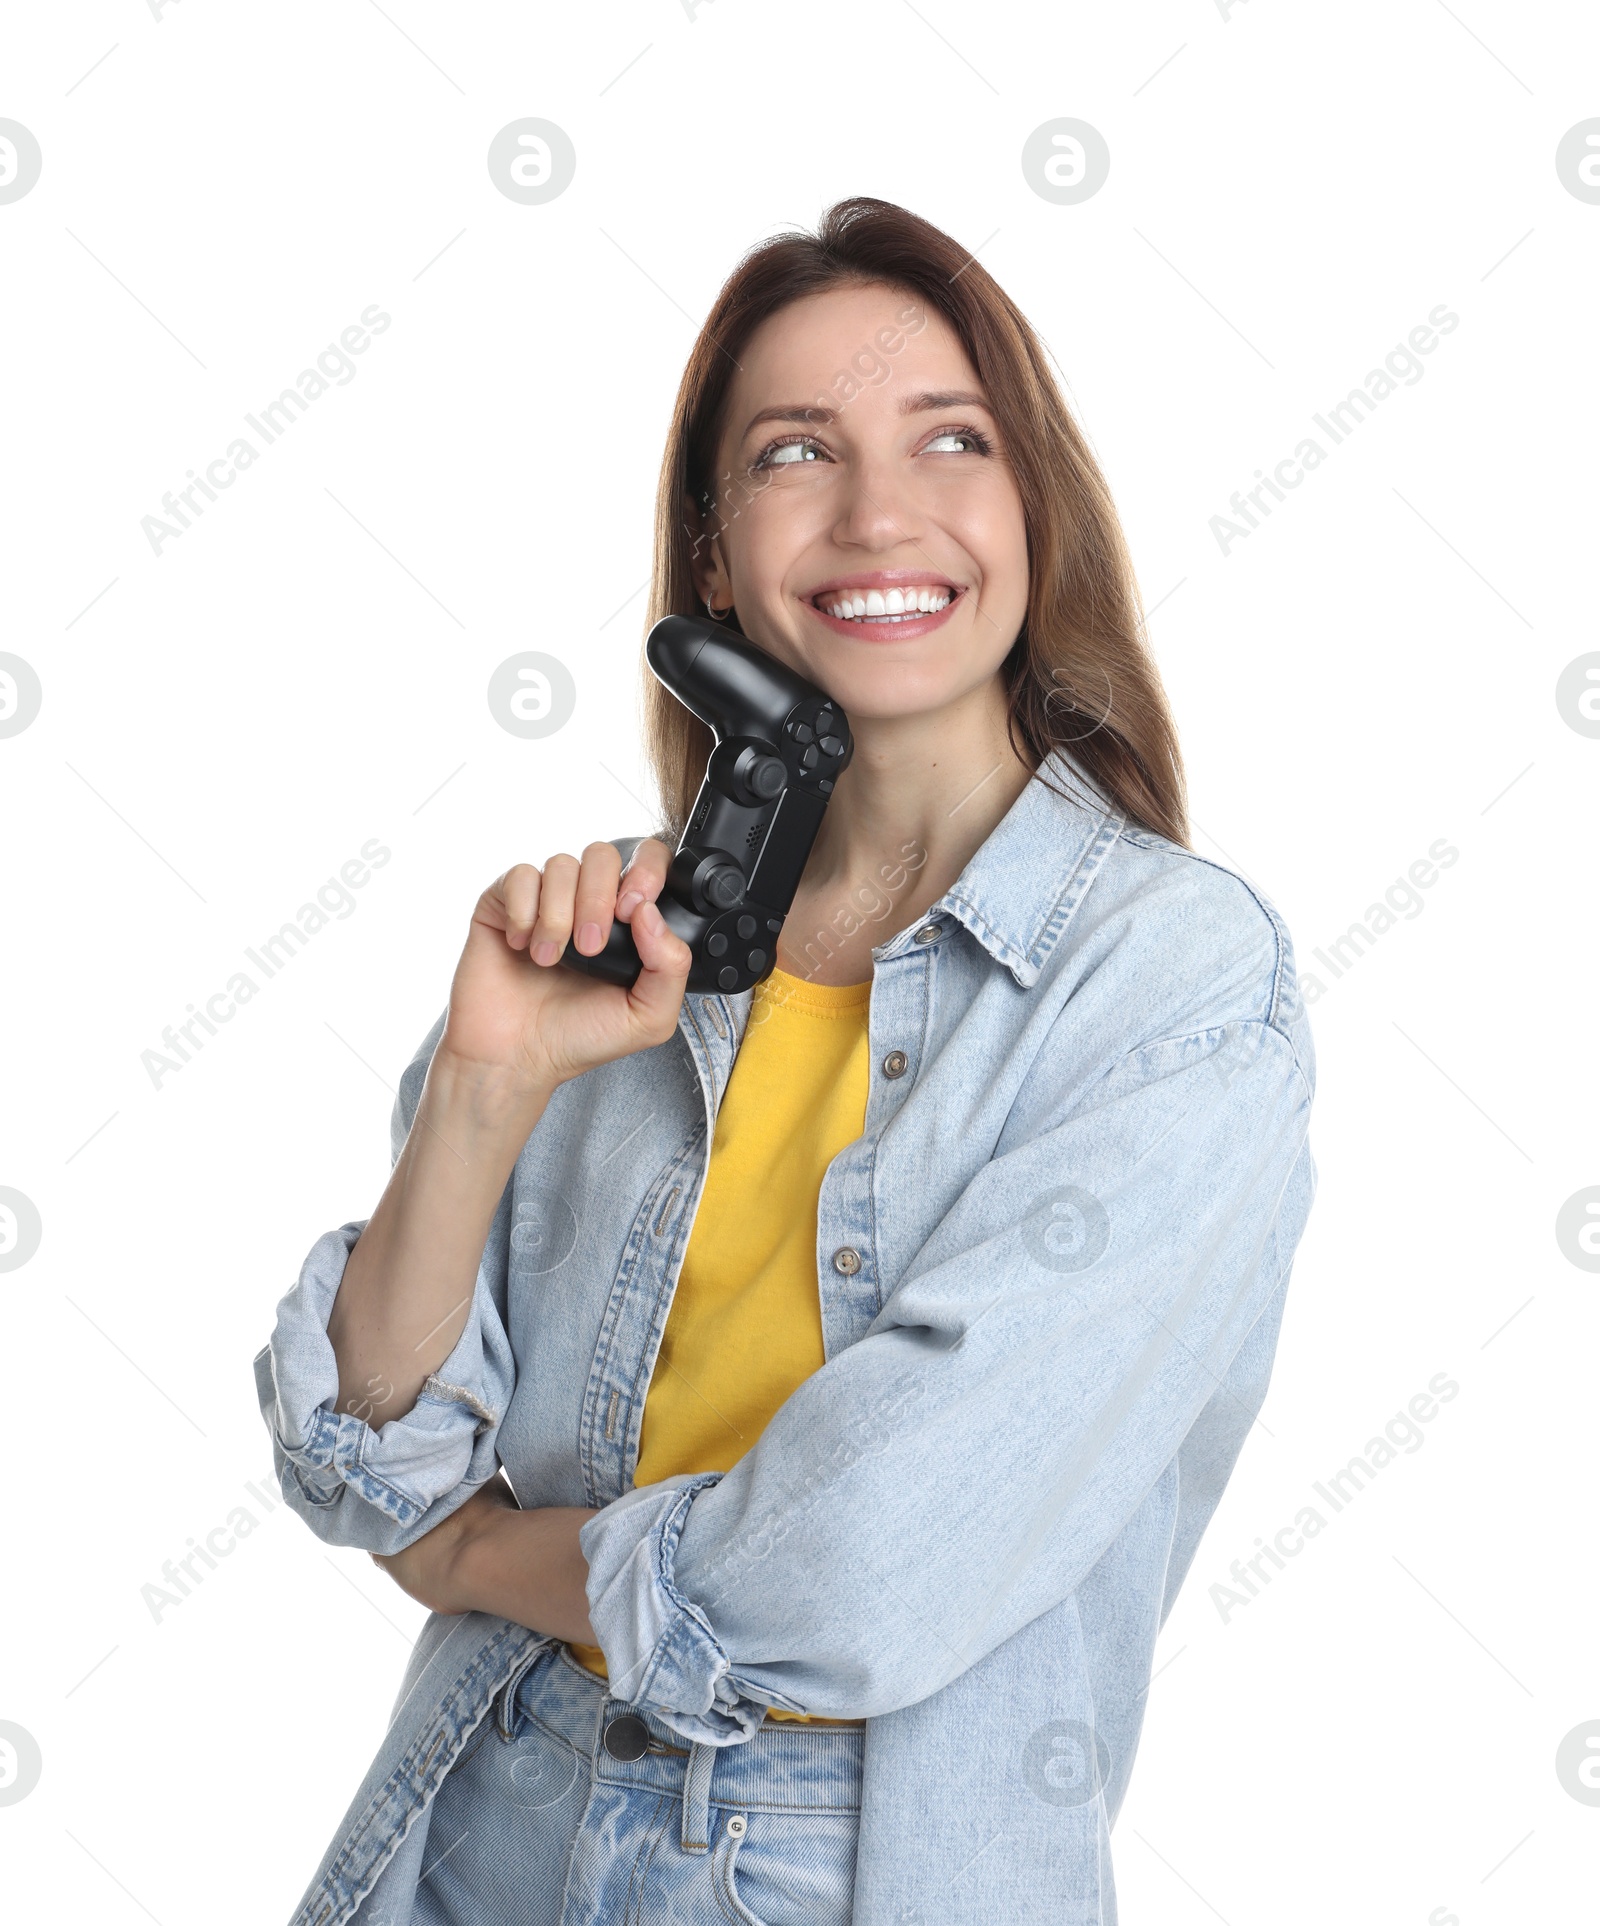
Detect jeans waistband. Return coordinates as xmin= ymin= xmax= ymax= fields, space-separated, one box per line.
xmin=507 ymin=1639 xmax=864 ymax=1816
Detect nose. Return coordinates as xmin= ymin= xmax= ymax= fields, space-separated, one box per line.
xmin=831 ymin=443 xmax=925 ymax=553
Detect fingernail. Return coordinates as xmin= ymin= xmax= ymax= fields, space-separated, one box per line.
xmin=578 ymin=921 xmax=602 ymax=952
xmin=616 ymin=890 xmax=643 ymax=917
xmin=533 ymin=939 xmax=558 ymax=965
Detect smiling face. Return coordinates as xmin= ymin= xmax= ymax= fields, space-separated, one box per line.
xmin=690 ymin=282 xmax=1030 ymax=726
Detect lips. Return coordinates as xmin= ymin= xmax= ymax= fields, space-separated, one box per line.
xmin=803 ymin=571 xmax=966 ymax=639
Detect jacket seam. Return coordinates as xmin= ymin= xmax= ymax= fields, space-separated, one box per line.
xmin=1021 ymin=807 xmax=1122 ymax=970
xmin=276 ymin=1411 xmax=427 ymax=1525
xmin=579 ymin=1128 xmax=704 ymax=1508
xmin=942 ymin=805 xmax=1119 ymax=985
xmin=1127 ymin=1017 xmax=1315 ymax=1115
xmin=291 ymin=1620 xmax=536 ymax=1926
xmin=1115 ymin=829 xmax=1300 ymax=1040
xmin=867 ymin=944 xmax=933 ymax=1318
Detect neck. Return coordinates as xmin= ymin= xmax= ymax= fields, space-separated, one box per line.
xmin=798 ymin=675 xmax=1037 ymax=930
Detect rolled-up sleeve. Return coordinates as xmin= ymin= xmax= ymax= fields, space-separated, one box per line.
xmin=253 ymin=1010 xmax=517 ymax=1555
xmin=580 ymin=985 xmax=1316 ymax=1738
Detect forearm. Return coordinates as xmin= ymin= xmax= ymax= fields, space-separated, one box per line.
xmin=327 ymin=1050 xmax=555 ymax=1426
xmin=454 ymin=1504 xmax=600 ymax=1643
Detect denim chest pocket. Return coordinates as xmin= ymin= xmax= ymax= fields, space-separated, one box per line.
xmin=712 ymin=1807 xmax=857 ymax=1926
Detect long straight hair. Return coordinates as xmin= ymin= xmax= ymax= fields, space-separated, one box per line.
xmin=642 ymin=196 xmax=1188 ymax=847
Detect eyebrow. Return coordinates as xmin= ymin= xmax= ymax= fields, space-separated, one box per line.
xmin=737 ymin=389 xmax=993 ymax=440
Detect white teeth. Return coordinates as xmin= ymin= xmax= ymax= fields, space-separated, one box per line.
xmin=821 ymin=586 xmax=952 ymax=622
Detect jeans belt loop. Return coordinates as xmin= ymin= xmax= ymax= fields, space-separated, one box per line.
xmin=680 ymin=1739 xmax=716 ymax=1853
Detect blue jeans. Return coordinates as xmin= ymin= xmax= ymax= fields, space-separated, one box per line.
xmin=410 ymin=1642 xmax=862 ymax=1925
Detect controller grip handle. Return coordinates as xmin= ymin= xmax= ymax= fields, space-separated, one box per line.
xmin=557 ymin=880 xmax=698 ymax=987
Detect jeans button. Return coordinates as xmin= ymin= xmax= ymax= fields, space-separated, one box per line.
xmin=882 ymin=1050 xmax=907 ymax=1079
xmin=603 ymin=1714 xmax=651 ymax=1761
xmin=832 ymin=1247 xmax=862 ymax=1275
xmin=913 ymin=922 xmax=941 ymax=944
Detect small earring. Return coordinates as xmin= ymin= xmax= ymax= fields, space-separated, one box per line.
xmin=704 ymin=596 xmax=733 ymax=624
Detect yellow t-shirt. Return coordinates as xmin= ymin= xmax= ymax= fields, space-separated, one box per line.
xmin=566 ymin=966 xmax=872 ymax=1724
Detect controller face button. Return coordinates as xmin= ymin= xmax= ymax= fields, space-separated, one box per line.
xmin=717 ymin=966 xmax=739 ymax=991
xmin=707 ymin=933 xmax=728 ymax=957
xmin=800 ymin=745 xmax=820 ymax=771
xmin=818 ymin=734 xmax=843 ymax=757
xmin=736 ymin=914 xmax=756 ymax=940
xmin=747 ymin=949 xmax=767 ymax=973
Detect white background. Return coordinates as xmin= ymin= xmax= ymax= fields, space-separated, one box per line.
xmin=2 ymin=2 xmax=1596 ymax=1921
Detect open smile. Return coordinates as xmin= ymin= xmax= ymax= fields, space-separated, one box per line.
xmin=803 ymin=573 xmax=965 ymax=641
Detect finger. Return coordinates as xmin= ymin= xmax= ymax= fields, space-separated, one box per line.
xmin=571 ymin=841 xmax=624 ymax=957
xmin=528 ymin=853 xmax=579 ymax=965
xmin=615 ymin=837 xmax=674 ymax=920
xmin=493 ymin=863 xmax=542 ymax=950
xmin=625 ymin=897 xmax=693 ymax=1032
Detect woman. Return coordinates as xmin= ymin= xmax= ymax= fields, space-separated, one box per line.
xmin=256 ymin=196 xmax=1316 ymax=1926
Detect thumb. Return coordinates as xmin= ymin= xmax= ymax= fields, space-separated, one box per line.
xmin=625 ymin=898 xmax=693 ymax=1031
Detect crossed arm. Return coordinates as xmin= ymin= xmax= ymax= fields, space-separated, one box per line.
xmin=373 ymin=1478 xmax=599 ymax=1645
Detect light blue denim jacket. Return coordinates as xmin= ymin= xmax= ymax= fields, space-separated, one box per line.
xmin=255 ymin=747 xmax=1316 ymax=1925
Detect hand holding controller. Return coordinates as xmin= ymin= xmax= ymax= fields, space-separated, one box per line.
xmin=560 ymin=615 xmax=853 ymax=993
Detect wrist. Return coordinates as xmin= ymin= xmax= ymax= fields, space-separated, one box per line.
xmin=443 ymin=1497 xmax=507 ymax=1617
xmin=426 ymin=1046 xmax=561 ymax=1130
xmin=450 ymin=1504 xmax=600 ymax=1642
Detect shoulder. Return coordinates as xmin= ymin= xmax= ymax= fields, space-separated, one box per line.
xmin=1097 ymin=821 xmax=1300 ymax=1035
xmin=1028 ymin=809 xmax=1311 ymax=1092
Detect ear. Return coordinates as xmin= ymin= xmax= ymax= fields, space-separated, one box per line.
xmin=686 ymin=501 xmax=731 ymax=610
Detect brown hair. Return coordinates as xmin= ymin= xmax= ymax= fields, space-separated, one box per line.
xmin=641 ymin=195 xmax=1189 ymax=847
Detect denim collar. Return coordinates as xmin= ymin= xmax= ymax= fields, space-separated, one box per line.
xmin=872 ymin=747 xmax=1125 ymax=990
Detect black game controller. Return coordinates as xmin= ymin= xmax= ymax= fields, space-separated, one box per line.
xmin=558 ymin=615 xmax=852 ymax=995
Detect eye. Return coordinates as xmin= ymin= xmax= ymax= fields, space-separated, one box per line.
xmin=751 ymin=435 xmax=829 ymax=472
xmin=923 ymin=426 xmax=994 ymax=455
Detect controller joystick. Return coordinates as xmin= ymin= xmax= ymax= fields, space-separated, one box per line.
xmin=558 ymin=615 xmax=853 ymax=994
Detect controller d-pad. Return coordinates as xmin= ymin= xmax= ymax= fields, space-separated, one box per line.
xmin=800 ymin=745 xmax=819 ymax=771
xmin=819 ymin=734 xmax=843 ymax=757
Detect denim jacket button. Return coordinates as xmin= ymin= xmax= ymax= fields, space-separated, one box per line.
xmin=832 ymin=1247 xmax=862 ymax=1275
xmin=882 ymin=1050 xmax=908 ymax=1079
xmin=913 ymin=922 xmax=941 ymax=944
